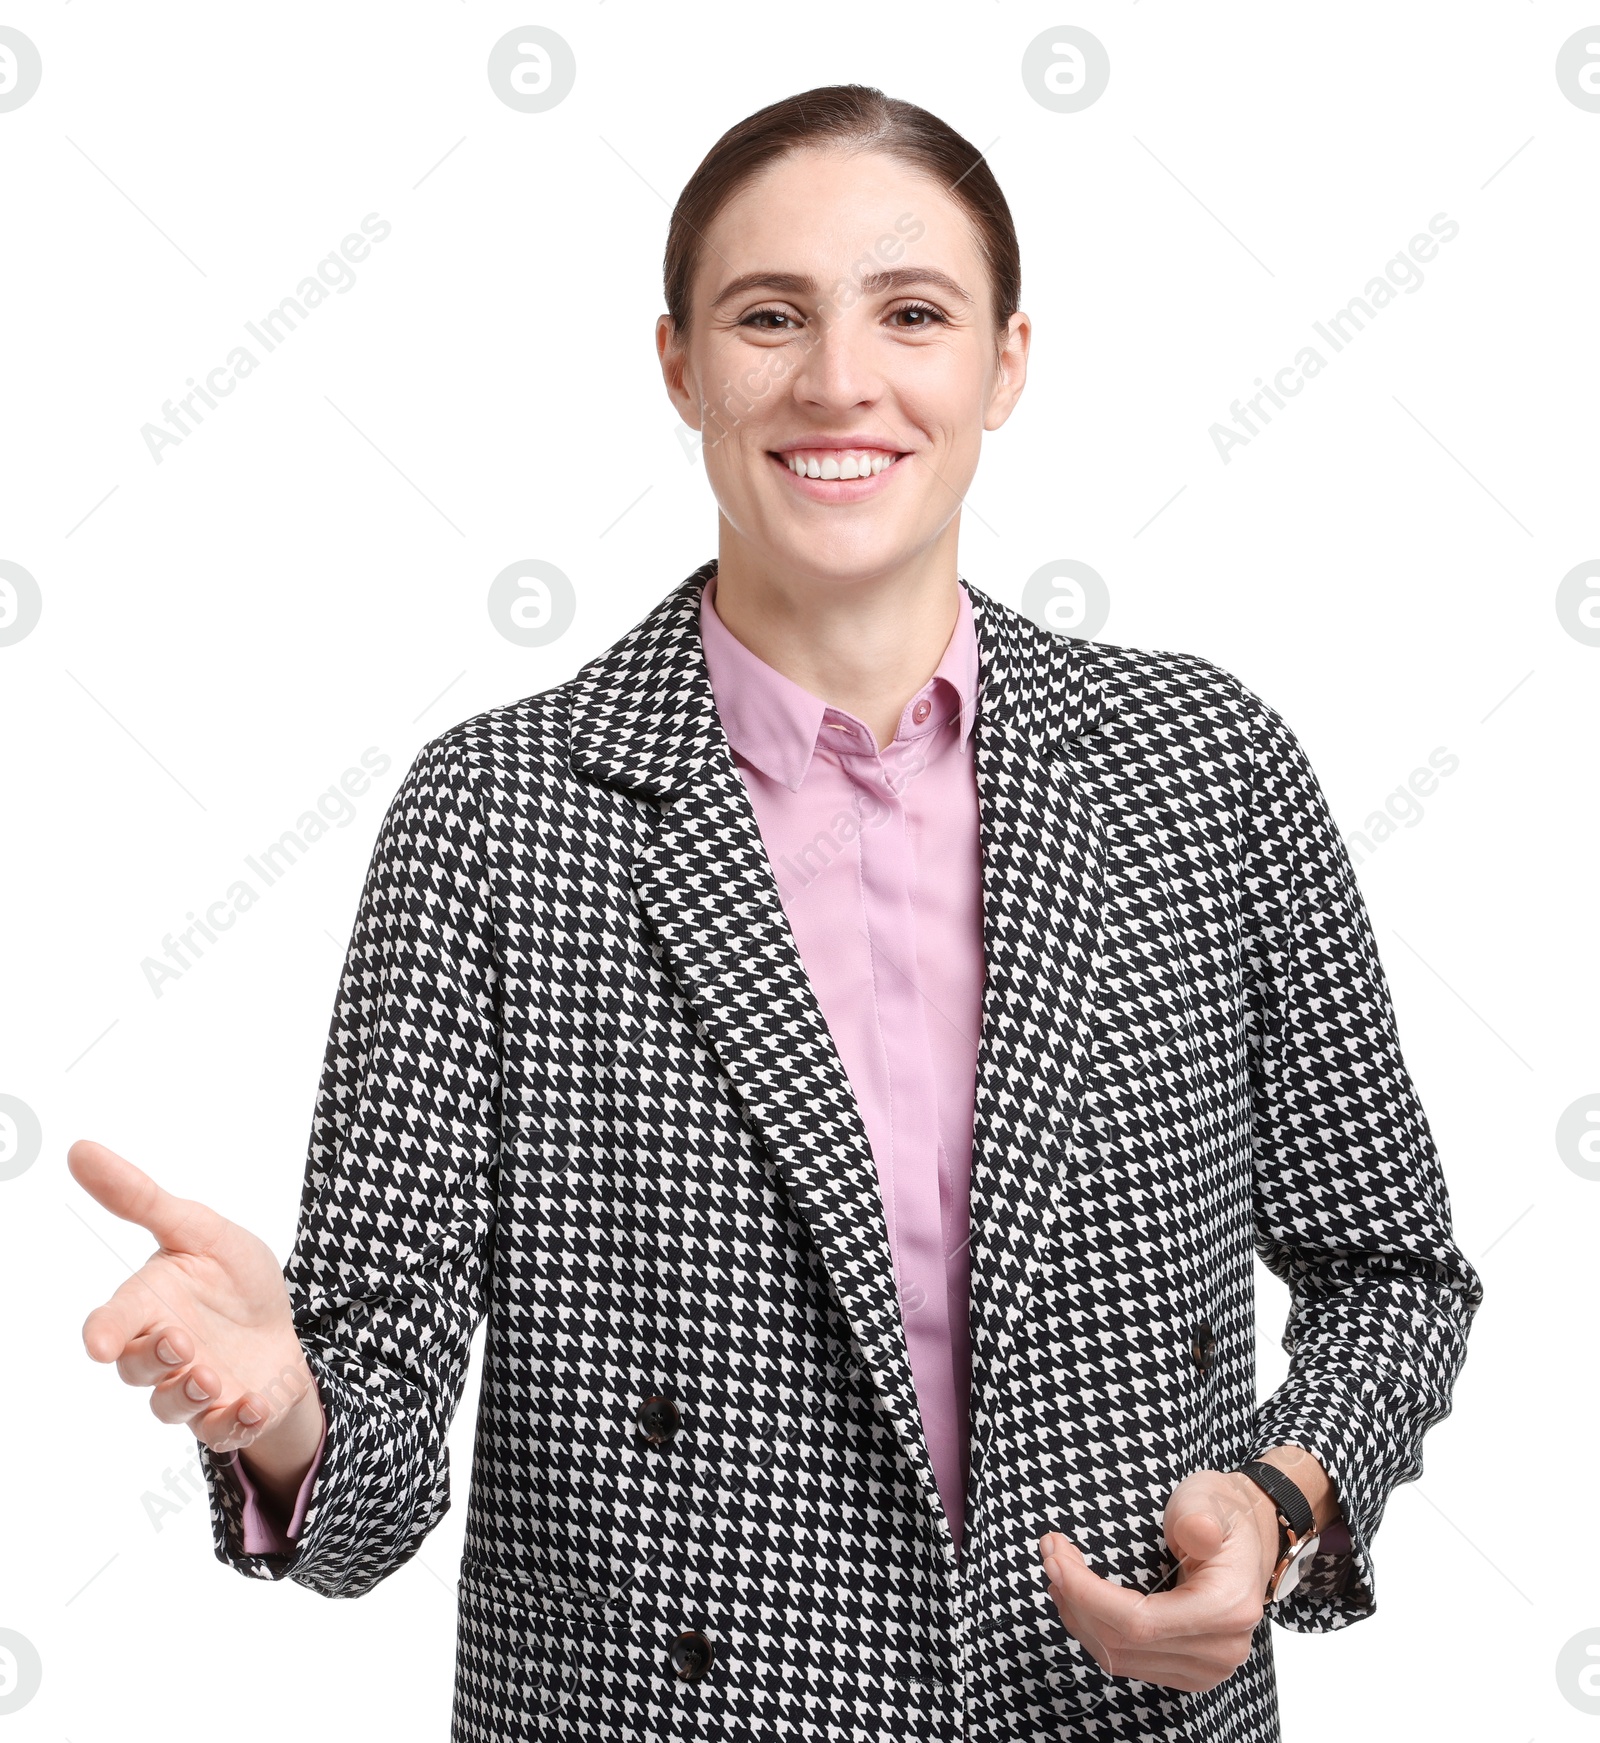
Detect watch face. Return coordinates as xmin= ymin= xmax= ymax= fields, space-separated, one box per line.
xmin=1274 ymin=1532 xmax=1321 ymax=1601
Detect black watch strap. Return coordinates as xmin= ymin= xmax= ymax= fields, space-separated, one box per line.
xmin=1235 ymin=1458 xmax=1315 ymax=1551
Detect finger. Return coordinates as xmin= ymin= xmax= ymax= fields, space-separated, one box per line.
xmin=114 ymin=1326 xmax=195 ymax=1387
xmin=1052 ymin=1533 xmax=1254 ymax=1638
xmin=68 ymin=1139 xmax=225 ymax=1254
xmin=1040 ymin=1535 xmax=1083 ymax=1596
xmin=1048 ymin=1572 xmax=1258 ymax=1687
xmin=1040 ymin=1538 xmax=1113 ymax=1669
xmin=1164 ymin=1469 xmax=1260 ymax=1562
xmin=1165 ymin=1506 xmax=1230 ymax=1570
xmin=1048 ymin=1588 xmax=1249 ymax=1692
xmin=1041 ymin=1534 xmax=1092 ymax=1588
xmin=1080 ymin=1611 xmax=1263 ymax=1692
xmin=190 ymin=1388 xmax=276 ymax=1455
xmin=81 ymin=1269 xmax=168 ymax=1362
xmin=150 ymin=1364 xmax=218 ymax=1428
xmin=1043 ymin=1580 xmax=1103 ymax=1663
xmin=1040 ymin=1532 xmax=1080 ymax=1560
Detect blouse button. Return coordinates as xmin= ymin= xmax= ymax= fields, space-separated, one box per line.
xmin=912 ymin=698 xmax=932 ymax=725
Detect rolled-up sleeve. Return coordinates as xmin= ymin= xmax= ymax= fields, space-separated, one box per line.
xmin=217 ymin=1407 xmax=327 ymax=1554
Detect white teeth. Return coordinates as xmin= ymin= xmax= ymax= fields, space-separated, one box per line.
xmin=780 ymin=449 xmax=900 ymax=480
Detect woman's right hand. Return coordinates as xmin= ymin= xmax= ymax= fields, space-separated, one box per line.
xmin=70 ymin=1138 xmax=326 ymax=1505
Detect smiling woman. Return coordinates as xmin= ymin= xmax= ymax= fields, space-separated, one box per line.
xmin=655 ymin=93 xmax=1027 ymax=622
xmin=73 ymin=81 xmax=1482 ymax=1743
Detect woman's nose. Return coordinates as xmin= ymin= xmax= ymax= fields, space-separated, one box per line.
xmin=786 ymin=310 xmax=884 ymax=408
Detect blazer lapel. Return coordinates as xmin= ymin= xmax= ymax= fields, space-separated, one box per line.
xmin=566 ymin=560 xmax=956 ymax=1563
xmin=957 ymin=593 xmax=1112 ymax=1544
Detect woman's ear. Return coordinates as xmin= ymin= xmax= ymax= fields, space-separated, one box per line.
xmin=985 ymin=310 xmax=1032 ymax=432
xmin=656 ymin=313 xmax=703 ymax=433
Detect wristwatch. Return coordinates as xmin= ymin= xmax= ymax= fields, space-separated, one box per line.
xmin=1234 ymin=1459 xmax=1321 ymax=1602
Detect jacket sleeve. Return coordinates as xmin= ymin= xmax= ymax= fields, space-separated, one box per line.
xmin=197 ymin=732 xmax=501 ymax=1596
xmin=1230 ymin=679 xmax=1484 ymax=1632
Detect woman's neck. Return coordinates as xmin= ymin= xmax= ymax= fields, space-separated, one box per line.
xmin=710 ymin=535 xmax=965 ymax=751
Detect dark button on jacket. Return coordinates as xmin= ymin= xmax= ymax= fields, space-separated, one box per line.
xmin=637 ymin=1394 xmax=680 ymax=1446
xmin=1191 ymin=1321 xmax=1217 ymax=1375
xmin=669 ymin=1629 xmax=714 ymax=1682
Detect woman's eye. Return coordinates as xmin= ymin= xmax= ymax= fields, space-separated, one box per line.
xmin=740 ymin=308 xmax=797 ymax=331
xmin=892 ymin=302 xmax=947 ymax=329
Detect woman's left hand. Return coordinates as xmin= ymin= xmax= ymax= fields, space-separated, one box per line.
xmin=1039 ymin=1468 xmax=1280 ymax=1693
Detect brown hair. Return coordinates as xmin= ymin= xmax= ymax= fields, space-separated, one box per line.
xmin=662 ymin=84 xmax=1020 ymax=355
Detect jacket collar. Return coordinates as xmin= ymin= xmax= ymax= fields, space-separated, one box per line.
xmin=566 ymin=557 xmax=1106 ymax=800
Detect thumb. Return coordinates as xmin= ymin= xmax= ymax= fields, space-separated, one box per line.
xmin=68 ymin=1139 xmax=222 ymax=1253
xmin=1163 ymin=1476 xmax=1239 ymax=1569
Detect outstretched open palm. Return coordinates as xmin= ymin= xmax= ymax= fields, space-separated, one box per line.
xmin=71 ymin=1138 xmax=321 ymax=1465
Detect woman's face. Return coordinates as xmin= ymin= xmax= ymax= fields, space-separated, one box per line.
xmin=658 ymin=145 xmax=1029 ymax=585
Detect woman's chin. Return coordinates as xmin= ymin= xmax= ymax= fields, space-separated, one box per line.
xmin=756 ymin=521 xmax=922 ymax=580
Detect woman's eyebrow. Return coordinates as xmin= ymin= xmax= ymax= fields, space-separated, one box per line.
xmin=709 ymin=267 xmax=974 ymax=308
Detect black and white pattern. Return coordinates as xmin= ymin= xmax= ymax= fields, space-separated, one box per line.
xmin=199 ymin=557 xmax=1484 ymax=1742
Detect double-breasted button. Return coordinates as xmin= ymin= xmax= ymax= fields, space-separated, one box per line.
xmin=1191 ymin=1320 xmax=1217 ymax=1376
xmin=636 ymin=1394 xmax=680 ymax=1446
xmin=668 ymin=1629 xmax=714 ymax=1682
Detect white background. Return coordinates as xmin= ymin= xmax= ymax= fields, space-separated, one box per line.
xmin=1 ymin=4 xmax=1595 ymax=1738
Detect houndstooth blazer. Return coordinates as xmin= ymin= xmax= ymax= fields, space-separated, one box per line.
xmin=200 ymin=557 xmax=1483 ymax=1742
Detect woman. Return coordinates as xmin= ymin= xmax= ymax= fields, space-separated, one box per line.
xmin=73 ymin=85 xmax=1482 ymax=1742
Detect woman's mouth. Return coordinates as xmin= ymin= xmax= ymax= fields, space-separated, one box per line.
xmin=766 ymin=447 xmax=911 ymax=501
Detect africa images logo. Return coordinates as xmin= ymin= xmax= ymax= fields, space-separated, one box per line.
xmin=139 ymin=748 xmax=392 ymax=997
xmin=1210 ymin=214 xmax=1460 ymax=463
xmin=140 ymin=214 xmax=392 ymax=464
